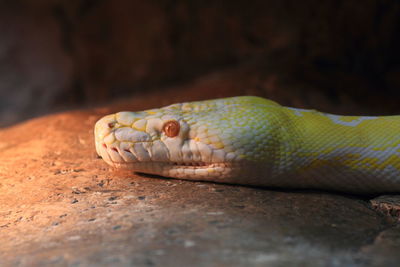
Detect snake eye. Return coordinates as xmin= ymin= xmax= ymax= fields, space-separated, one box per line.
xmin=162 ymin=120 xmax=180 ymax=137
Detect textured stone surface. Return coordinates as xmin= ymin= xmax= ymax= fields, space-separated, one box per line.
xmin=371 ymin=195 xmax=400 ymax=224
xmin=0 ymin=86 xmax=399 ymax=266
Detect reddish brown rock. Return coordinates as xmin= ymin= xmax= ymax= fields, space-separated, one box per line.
xmin=0 ymin=87 xmax=399 ymax=266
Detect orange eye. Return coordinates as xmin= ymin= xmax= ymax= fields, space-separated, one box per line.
xmin=162 ymin=120 xmax=180 ymax=137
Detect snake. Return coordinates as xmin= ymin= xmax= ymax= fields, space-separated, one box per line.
xmin=94 ymin=96 xmax=400 ymax=193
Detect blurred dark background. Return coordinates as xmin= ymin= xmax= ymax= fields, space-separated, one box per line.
xmin=0 ymin=0 xmax=399 ymax=127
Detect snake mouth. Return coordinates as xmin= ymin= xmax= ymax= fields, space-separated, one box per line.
xmin=97 ymin=142 xmax=215 ymax=169
xmin=108 ymin=160 xmax=213 ymax=169
xmin=97 ymin=141 xmax=231 ymax=179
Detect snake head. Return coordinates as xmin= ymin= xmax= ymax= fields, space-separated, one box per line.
xmin=95 ymin=97 xmax=274 ymax=182
xmin=94 ymin=103 xmax=234 ymax=181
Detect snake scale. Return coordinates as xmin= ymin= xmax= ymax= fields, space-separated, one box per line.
xmin=95 ymin=96 xmax=400 ymax=193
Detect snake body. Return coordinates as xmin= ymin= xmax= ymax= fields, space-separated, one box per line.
xmin=95 ymin=96 xmax=400 ymax=193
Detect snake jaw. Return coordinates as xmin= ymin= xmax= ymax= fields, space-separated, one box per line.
xmin=110 ymin=161 xmax=232 ymax=181
xmin=95 ymin=135 xmax=231 ymax=180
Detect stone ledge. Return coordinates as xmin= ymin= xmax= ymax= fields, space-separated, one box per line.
xmin=0 ymin=89 xmax=399 ymax=266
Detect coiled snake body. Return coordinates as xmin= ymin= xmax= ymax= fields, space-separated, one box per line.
xmin=95 ymin=96 xmax=400 ymax=193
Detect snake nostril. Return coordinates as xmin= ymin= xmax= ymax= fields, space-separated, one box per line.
xmin=108 ymin=122 xmax=115 ymax=128
xmin=102 ymin=143 xmax=107 ymax=148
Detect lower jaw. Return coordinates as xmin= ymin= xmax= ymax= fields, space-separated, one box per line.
xmin=111 ymin=161 xmax=218 ymax=170
xmin=110 ymin=161 xmax=232 ymax=181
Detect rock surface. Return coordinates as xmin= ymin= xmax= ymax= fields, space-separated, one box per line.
xmin=0 ymin=86 xmax=400 ymax=267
